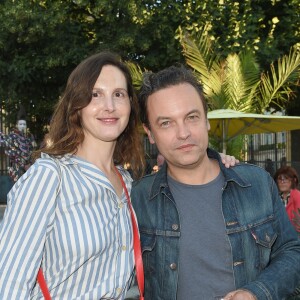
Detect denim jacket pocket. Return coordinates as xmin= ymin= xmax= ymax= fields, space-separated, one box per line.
xmin=251 ymin=222 xmax=277 ymax=270
xmin=140 ymin=232 xmax=157 ymax=275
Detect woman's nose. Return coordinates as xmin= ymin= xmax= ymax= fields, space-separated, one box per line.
xmin=103 ymin=96 xmax=115 ymax=111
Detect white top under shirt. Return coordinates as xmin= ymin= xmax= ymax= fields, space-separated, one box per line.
xmin=0 ymin=153 xmax=135 ymax=299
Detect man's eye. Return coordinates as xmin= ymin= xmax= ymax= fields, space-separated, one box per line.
xmin=160 ymin=121 xmax=170 ymax=127
xmin=188 ymin=115 xmax=198 ymax=120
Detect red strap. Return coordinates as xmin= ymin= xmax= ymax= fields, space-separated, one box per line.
xmin=37 ymin=268 xmax=52 ymax=300
xmin=115 ymin=168 xmax=145 ymax=300
xmin=37 ymin=168 xmax=144 ymax=300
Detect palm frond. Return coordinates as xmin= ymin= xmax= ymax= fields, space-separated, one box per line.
xmin=224 ymin=51 xmax=261 ymax=112
xmin=125 ymin=61 xmax=145 ymax=91
xmin=259 ymin=45 xmax=300 ymax=111
xmin=177 ymin=26 xmax=212 ymax=80
xmin=178 ymin=28 xmax=224 ymax=109
xmin=224 ymin=53 xmax=246 ymax=110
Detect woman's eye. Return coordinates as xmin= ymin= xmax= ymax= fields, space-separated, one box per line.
xmin=115 ymin=91 xmax=123 ymax=97
xmin=114 ymin=90 xmax=129 ymax=98
xmin=92 ymin=92 xmax=99 ymax=98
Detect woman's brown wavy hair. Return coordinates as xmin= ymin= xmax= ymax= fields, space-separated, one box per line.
xmin=35 ymin=51 xmax=145 ymax=178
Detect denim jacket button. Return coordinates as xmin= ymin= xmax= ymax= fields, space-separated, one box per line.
xmin=172 ymin=224 xmax=179 ymax=230
xmin=170 ymin=263 xmax=177 ymax=270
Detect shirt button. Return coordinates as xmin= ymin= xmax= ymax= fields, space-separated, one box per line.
xmin=116 ymin=287 xmax=122 ymax=294
xmin=122 ymin=245 xmax=127 ymax=251
xmin=118 ymin=202 xmax=124 ymax=208
xmin=170 ymin=263 xmax=177 ymax=270
xmin=172 ymin=224 xmax=179 ymax=230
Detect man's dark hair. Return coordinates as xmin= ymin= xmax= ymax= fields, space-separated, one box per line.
xmin=138 ymin=64 xmax=207 ymax=128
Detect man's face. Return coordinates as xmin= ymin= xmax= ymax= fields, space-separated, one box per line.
xmin=143 ymin=83 xmax=210 ymax=170
xmin=17 ymin=120 xmax=27 ymax=133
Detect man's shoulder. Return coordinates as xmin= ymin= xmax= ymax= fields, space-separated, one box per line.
xmin=233 ymin=161 xmax=265 ymax=171
xmin=133 ymin=172 xmax=157 ymax=189
xmin=233 ymin=162 xmax=268 ymax=172
xmin=228 ymin=162 xmax=273 ymax=183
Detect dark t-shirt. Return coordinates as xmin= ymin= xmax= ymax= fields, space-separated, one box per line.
xmin=168 ymin=171 xmax=235 ymax=299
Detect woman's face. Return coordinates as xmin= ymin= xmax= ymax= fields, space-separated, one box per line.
xmin=80 ymin=65 xmax=131 ymax=144
xmin=276 ymin=175 xmax=293 ymax=193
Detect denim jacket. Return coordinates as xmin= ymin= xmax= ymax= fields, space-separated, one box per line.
xmin=131 ymin=149 xmax=300 ymax=300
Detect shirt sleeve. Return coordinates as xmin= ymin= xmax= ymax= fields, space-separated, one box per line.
xmin=0 ymin=158 xmax=60 ymax=299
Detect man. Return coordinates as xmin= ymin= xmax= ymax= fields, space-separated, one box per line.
xmin=131 ymin=65 xmax=300 ymax=299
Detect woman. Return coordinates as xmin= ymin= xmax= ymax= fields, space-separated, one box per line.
xmin=274 ymin=166 xmax=300 ymax=228
xmin=0 ymin=51 xmax=237 ymax=299
xmin=0 ymin=52 xmax=145 ymax=299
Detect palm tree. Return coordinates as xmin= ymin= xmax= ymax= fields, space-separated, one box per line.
xmin=177 ymin=26 xmax=300 ymax=114
xmin=126 ymin=32 xmax=300 ymax=157
xmin=178 ymin=28 xmax=300 ymax=157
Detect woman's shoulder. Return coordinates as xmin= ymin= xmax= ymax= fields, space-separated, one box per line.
xmin=32 ymin=153 xmax=68 ymax=174
xmin=291 ymin=188 xmax=300 ymax=201
xmin=36 ymin=153 xmax=59 ymax=165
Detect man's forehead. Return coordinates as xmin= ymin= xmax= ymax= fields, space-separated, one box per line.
xmin=147 ymin=89 xmax=204 ymax=117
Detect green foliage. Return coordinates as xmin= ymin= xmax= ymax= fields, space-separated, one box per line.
xmin=177 ymin=29 xmax=300 ymax=156
xmin=209 ymin=134 xmax=245 ymax=160
xmin=259 ymin=46 xmax=300 ymax=111
xmin=0 ymin=0 xmax=299 ymax=144
xmin=125 ymin=61 xmax=148 ymax=91
xmin=178 ymin=29 xmax=300 ymax=114
xmin=0 ymin=0 xmax=92 ymax=141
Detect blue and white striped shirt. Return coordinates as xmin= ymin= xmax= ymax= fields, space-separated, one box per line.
xmin=0 ymin=153 xmax=135 ymax=299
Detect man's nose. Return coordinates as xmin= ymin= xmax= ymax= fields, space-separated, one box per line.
xmin=177 ymin=123 xmax=191 ymax=140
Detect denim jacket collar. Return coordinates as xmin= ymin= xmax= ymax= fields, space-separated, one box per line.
xmin=149 ymin=148 xmax=251 ymax=200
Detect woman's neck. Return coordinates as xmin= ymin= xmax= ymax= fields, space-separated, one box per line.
xmin=281 ymin=191 xmax=290 ymax=200
xmin=76 ymin=139 xmax=116 ymax=172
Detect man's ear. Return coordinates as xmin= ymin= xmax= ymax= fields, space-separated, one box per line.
xmin=143 ymin=124 xmax=155 ymax=144
xmin=207 ymin=119 xmax=211 ymax=131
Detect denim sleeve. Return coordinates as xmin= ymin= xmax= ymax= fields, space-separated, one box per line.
xmin=242 ymin=177 xmax=300 ymax=300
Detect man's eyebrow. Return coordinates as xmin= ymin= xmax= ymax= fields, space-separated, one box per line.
xmin=156 ymin=116 xmax=170 ymax=122
xmin=155 ymin=109 xmax=202 ymax=123
xmin=187 ymin=109 xmax=201 ymax=115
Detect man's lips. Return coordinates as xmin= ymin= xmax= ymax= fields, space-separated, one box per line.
xmin=176 ymin=144 xmax=194 ymax=150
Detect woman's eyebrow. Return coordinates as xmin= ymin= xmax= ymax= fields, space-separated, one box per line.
xmin=92 ymin=87 xmax=128 ymax=92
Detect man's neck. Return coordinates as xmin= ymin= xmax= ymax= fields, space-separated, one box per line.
xmin=167 ymin=158 xmax=220 ymax=185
